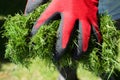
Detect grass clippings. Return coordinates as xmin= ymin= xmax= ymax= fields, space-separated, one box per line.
xmin=2 ymin=3 xmax=120 ymax=79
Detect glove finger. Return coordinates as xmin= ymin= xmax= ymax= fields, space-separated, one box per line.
xmin=91 ymin=21 xmax=102 ymax=43
xmin=74 ymin=20 xmax=91 ymax=59
xmin=31 ymin=1 xmax=58 ymax=35
xmin=24 ymin=0 xmax=48 ymax=15
xmin=54 ymin=14 xmax=76 ymax=60
xmin=91 ymin=24 xmax=102 ymax=43
xmin=89 ymin=13 xmax=102 ymax=43
xmin=79 ymin=20 xmax=91 ymax=52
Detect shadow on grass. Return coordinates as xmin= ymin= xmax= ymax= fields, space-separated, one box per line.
xmin=0 ymin=19 xmax=10 ymax=72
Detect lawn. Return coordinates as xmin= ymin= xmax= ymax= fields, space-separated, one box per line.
xmin=0 ymin=58 xmax=101 ymax=80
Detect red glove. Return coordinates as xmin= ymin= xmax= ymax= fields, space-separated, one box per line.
xmin=31 ymin=0 xmax=102 ymax=60
xmin=24 ymin=0 xmax=48 ymax=15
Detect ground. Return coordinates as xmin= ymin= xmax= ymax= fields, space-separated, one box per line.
xmin=0 ymin=58 xmax=102 ymax=80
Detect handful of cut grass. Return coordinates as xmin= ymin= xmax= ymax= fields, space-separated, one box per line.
xmin=3 ymin=3 xmax=120 ymax=77
xmin=3 ymin=3 xmax=49 ymax=65
xmin=82 ymin=14 xmax=120 ymax=76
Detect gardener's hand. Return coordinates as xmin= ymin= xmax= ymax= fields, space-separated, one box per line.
xmin=24 ymin=0 xmax=49 ymax=15
xmin=31 ymin=0 xmax=102 ymax=60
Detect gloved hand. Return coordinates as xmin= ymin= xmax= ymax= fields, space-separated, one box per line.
xmin=24 ymin=0 xmax=49 ymax=15
xmin=31 ymin=0 xmax=102 ymax=60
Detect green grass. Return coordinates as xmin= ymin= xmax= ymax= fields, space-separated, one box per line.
xmin=0 ymin=58 xmax=101 ymax=80
xmin=1 ymin=2 xmax=120 ymax=80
